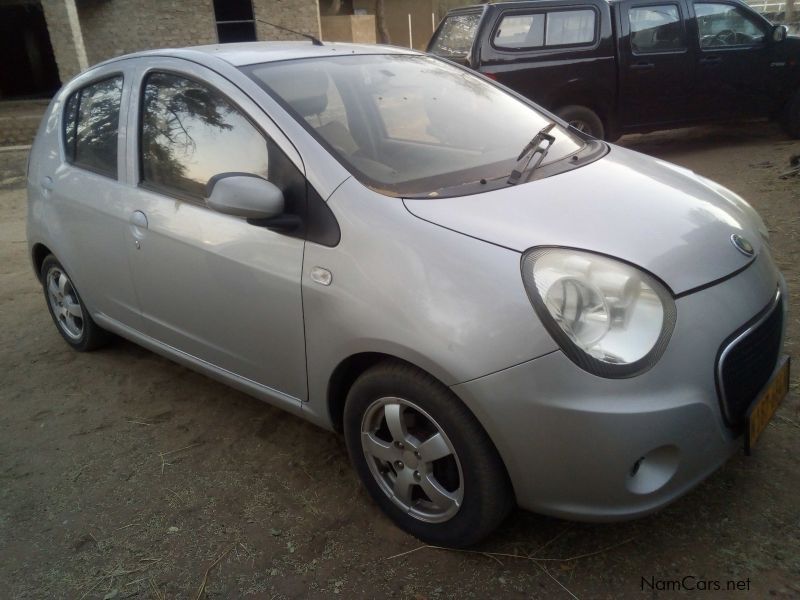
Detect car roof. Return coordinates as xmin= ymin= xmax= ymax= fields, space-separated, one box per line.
xmin=96 ymin=41 xmax=420 ymax=69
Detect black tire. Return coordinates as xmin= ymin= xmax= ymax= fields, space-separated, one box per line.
xmin=556 ymin=105 xmax=605 ymax=139
xmin=40 ymin=255 xmax=112 ymax=351
xmin=343 ymin=360 xmax=514 ymax=547
xmin=781 ymin=89 xmax=800 ymax=139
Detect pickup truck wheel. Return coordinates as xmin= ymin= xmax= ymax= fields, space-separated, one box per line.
xmin=782 ymin=89 xmax=800 ymax=139
xmin=556 ymin=105 xmax=605 ymax=139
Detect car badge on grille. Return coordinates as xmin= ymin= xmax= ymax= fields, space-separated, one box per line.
xmin=730 ymin=234 xmax=754 ymax=257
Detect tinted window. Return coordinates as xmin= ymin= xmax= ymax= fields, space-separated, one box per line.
xmin=246 ymin=55 xmax=583 ymax=198
xmin=494 ymin=10 xmax=596 ymax=49
xmin=429 ymin=13 xmax=481 ymax=57
xmin=140 ymin=72 xmax=269 ymax=198
xmin=63 ymin=76 xmax=123 ymax=177
xmin=546 ymin=10 xmax=596 ymax=46
xmin=494 ymin=14 xmax=545 ymax=49
xmin=695 ymin=3 xmax=765 ymax=47
xmin=629 ymin=5 xmax=685 ymax=53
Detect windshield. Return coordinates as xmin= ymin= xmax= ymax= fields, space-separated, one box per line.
xmin=244 ymin=54 xmax=583 ymax=197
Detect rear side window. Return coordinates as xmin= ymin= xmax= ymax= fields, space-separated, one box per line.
xmin=629 ymin=5 xmax=685 ymax=53
xmin=63 ymin=76 xmax=123 ymax=178
xmin=494 ymin=14 xmax=545 ymax=48
xmin=494 ymin=9 xmax=596 ymax=49
xmin=140 ymin=72 xmax=270 ymax=199
xmin=429 ymin=13 xmax=481 ymax=57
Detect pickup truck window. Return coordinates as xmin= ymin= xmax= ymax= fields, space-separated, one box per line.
xmin=494 ymin=9 xmax=596 ymax=50
xmin=495 ymin=14 xmax=545 ymax=48
xmin=629 ymin=5 xmax=685 ymax=53
xmin=429 ymin=13 xmax=481 ymax=58
xmin=695 ymin=3 xmax=766 ymax=47
xmin=546 ymin=10 xmax=595 ymax=46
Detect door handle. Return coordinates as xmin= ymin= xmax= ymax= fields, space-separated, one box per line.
xmin=130 ymin=211 xmax=148 ymax=249
xmin=130 ymin=210 xmax=148 ymax=230
xmin=630 ymin=61 xmax=655 ymax=71
xmin=699 ymin=56 xmax=722 ymax=65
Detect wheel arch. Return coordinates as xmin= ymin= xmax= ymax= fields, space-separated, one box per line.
xmin=31 ymin=242 xmax=54 ymax=282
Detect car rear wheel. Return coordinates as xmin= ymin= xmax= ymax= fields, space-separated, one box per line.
xmin=41 ymin=255 xmax=112 ymax=351
xmin=782 ymin=89 xmax=800 ymax=139
xmin=343 ymin=361 xmax=513 ymax=547
xmin=556 ymin=105 xmax=605 ymax=140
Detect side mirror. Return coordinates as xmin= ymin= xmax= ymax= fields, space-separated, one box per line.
xmin=772 ymin=24 xmax=788 ymax=43
xmin=206 ymin=174 xmax=284 ymax=220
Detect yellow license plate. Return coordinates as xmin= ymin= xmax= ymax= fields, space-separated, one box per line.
xmin=745 ymin=356 xmax=790 ymax=454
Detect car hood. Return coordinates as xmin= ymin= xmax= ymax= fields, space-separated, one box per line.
xmin=403 ymin=145 xmax=765 ymax=295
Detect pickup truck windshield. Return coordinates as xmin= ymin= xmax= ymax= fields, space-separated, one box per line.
xmin=244 ymin=54 xmax=584 ymax=198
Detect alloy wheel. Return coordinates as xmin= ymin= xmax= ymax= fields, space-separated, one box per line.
xmin=46 ymin=267 xmax=84 ymax=340
xmin=360 ymin=396 xmax=464 ymax=523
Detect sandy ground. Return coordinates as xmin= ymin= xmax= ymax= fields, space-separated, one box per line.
xmin=1 ymin=123 xmax=799 ymax=599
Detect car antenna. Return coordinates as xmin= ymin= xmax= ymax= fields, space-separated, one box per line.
xmin=255 ymin=19 xmax=324 ymax=46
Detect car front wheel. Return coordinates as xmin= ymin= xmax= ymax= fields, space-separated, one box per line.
xmin=343 ymin=361 xmax=513 ymax=547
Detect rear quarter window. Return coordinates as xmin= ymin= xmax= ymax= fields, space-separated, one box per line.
xmin=429 ymin=13 xmax=481 ymax=57
xmin=493 ymin=9 xmax=597 ymax=50
xmin=62 ymin=75 xmax=123 ymax=178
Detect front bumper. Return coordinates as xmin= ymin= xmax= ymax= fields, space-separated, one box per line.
xmin=452 ymin=252 xmax=786 ymax=520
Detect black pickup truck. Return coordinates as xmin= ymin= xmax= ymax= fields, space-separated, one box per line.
xmin=428 ymin=0 xmax=800 ymax=140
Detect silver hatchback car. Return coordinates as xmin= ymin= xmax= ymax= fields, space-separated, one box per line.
xmin=27 ymin=42 xmax=789 ymax=547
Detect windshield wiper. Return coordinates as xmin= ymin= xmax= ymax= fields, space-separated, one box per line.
xmin=507 ymin=122 xmax=556 ymax=185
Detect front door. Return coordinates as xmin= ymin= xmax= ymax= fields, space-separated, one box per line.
xmin=121 ymin=61 xmax=308 ymax=400
xmin=690 ymin=1 xmax=772 ymax=119
xmin=618 ymin=0 xmax=692 ymax=128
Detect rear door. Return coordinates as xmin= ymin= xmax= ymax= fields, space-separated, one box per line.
xmin=46 ymin=66 xmax=143 ymax=330
xmin=689 ymin=1 xmax=772 ymax=119
xmin=617 ymin=0 xmax=693 ymax=128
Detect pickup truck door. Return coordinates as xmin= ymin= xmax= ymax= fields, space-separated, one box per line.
xmin=688 ymin=1 xmax=772 ymax=119
xmin=617 ymin=0 xmax=693 ymax=128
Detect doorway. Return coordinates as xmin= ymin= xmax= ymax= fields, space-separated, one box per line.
xmin=0 ymin=2 xmax=61 ymax=99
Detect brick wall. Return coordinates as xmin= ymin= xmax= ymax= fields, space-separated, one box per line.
xmin=41 ymin=0 xmax=88 ymax=84
xmin=252 ymin=0 xmax=322 ymax=42
xmin=75 ymin=0 xmax=218 ymax=66
xmin=43 ymin=0 xmax=323 ymax=82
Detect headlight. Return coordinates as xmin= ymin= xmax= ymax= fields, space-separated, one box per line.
xmin=522 ymin=248 xmax=676 ymax=378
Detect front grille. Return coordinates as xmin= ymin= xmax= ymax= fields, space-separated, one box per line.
xmin=717 ymin=292 xmax=784 ymax=428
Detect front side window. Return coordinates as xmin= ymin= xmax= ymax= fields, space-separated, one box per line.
xmin=140 ymin=72 xmax=269 ymax=198
xmin=63 ymin=76 xmax=123 ymax=178
xmin=629 ymin=5 xmax=685 ymax=53
xmin=493 ymin=10 xmax=596 ymax=49
xmin=429 ymin=13 xmax=482 ymax=58
xmin=245 ymin=55 xmax=585 ymax=198
xmin=695 ymin=3 xmax=766 ymax=47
